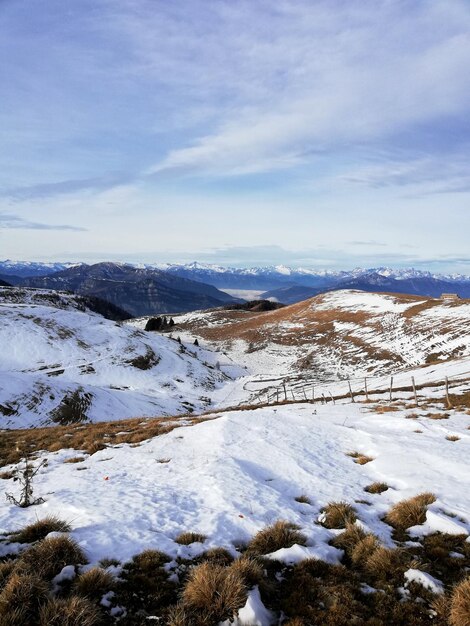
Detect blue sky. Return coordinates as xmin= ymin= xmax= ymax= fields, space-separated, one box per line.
xmin=1 ymin=0 xmax=470 ymax=272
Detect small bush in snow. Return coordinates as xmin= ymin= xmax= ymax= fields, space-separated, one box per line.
xmin=17 ymin=535 xmax=87 ymax=581
xmin=320 ymin=502 xmax=357 ymax=529
xmin=0 ymin=572 xmax=49 ymax=625
xmin=364 ymin=482 xmax=389 ymax=494
xmin=174 ymin=531 xmax=206 ymax=545
xmin=73 ymin=567 xmax=115 ymax=600
xmin=384 ymin=492 xmax=436 ymax=531
xmin=9 ymin=515 xmax=71 ymax=544
xmin=246 ymin=520 xmax=307 ymax=555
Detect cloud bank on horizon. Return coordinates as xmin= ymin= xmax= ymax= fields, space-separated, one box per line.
xmin=0 ymin=0 xmax=469 ymax=272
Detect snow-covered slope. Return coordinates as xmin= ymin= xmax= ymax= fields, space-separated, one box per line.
xmin=0 ymin=293 xmax=238 ymax=429
xmin=150 ymin=290 xmax=470 ymax=380
xmin=0 ymin=380 xmax=469 ymax=567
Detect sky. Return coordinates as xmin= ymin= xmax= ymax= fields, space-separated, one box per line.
xmin=1 ymin=0 xmax=470 ymax=272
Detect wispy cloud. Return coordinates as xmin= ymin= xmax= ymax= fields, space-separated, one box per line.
xmin=0 ymin=213 xmax=86 ymax=231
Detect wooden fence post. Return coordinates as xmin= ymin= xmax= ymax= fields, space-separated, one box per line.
xmin=322 ymin=393 xmax=326 ymax=404
xmin=445 ymin=377 xmax=452 ymax=408
xmin=312 ymin=385 xmax=315 ymax=402
xmin=329 ymin=391 xmax=335 ymax=405
xmin=302 ymin=387 xmax=307 ymax=401
xmin=283 ymin=383 xmax=287 ymax=401
xmin=348 ymin=379 xmax=355 ymax=403
xmin=389 ymin=376 xmax=394 ymax=403
xmin=411 ymin=376 xmax=418 ymax=406
xmin=364 ymin=377 xmax=369 ymax=402
xmin=291 ymin=389 xmax=295 ymax=401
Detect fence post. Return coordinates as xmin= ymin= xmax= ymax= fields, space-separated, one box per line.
xmin=411 ymin=376 xmax=418 ymax=406
xmin=364 ymin=377 xmax=369 ymax=402
xmin=322 ymin=393 xmax=326 ymax=405
xmin=291 ymin=389 xmax=295 ymax=401
xmin=302 ymin=387 xmax=307 ymax=401
xmin=445 ymin=376 xmax=452 ymax=408
xmin=329 ymin=391 xmax=336 ymax=405
xmin=283 ymin=382 xmax=287 ymax=401
xmin=348 ymin=379 xmax=355 ymax=403
xmin=312 ymin=385 xmax=315 ymax=402
xmin=389 ymin=376 xmax=394 ymax=403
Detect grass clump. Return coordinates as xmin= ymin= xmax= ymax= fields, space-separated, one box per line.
xmin=38 ymin=596 xmax=101 ymax=626
xmin=331 ymin=523 xmax=367 ymax=555
xmin=174 ymin=532 xmax=206 ymax=545
xmin=364 ymin=546 xmax=405 ymax=582
xmin=228 ymin=556 xmax=264 ymax=587
xmin=17 ymin=535 xmax=87 ymax=580
xmin=384 ymin=493 xmax=436 ymax=531
xmin=0 ymin=572 xmax=49 ymax=625
xmin=9 ymin=515 xmax=71 ymax=544
xmin=73 ymin=567 xmax=115 ymax=600
xmin=450 ymin=577 xmax=470 ymax=626
xmin=446 ymin=435 xmax=461 ymax=442
xmin=295 ymin=495 xmax=311 ymax=504
xmin=199 ymin=547 xmax=234 ymax=566
xmin=320 ymin=502 xmax=357 ymax=529
xmin=246 ymin=520 xmax=307 ymax=555
xmin=346 ymin=451 xmax=374 ymax=465
xmin=181 ymin=561 xmax=247 ymax=623
xmin=364 ymin=482 xmax=389 ymax=494
xmin=63 ymin=456 xmax=85 ymax=464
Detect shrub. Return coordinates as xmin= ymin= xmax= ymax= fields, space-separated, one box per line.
xmin=9 ymin=515 xmax=71 ymax=544
xmin=450 ymin=577 xmax=470 ymax=626
xmin=0 ymin=572 xmax=48 ymax=625
xmin=38 ymin=596 xmax=101 ymax=626
xmin=320 ymin=502 xmax=357 ymax=529
xmin=17 ymin=535 xmax=87 ymax=580
xmin=73 ymin=567 xmax=115 ymax=600
xmin=384 ymin=493 xmax=436 ymax=530
xmin=364 ymin=482 xmax=389 ymax=494
xmin=246 ymin=521 xmax=307 ymax=555
xmin=174 ymin=532 xmax=206 ymax=545
xmin=182 ymin=561 xmax=247 ymax=622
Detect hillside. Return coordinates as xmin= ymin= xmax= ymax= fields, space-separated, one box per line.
xmin=156 ymin=290 xmax=470 ymax=380
xmin=0 ymin=365 xmax=468 ymax=623
xmin=21 ymin=262 xmax=238 ymax=316
xmin=0 ymin=294 xmax=240 ymax=429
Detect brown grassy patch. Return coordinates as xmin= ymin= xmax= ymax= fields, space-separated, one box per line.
xmin=364 ymin=546 xmax=405 ymax=581
xmin=331 ymin=523 xmax=366 ymax=555
xmin=385 ymin=493 xmax=436 ymax=531
xmin=425 ymin=412 xmax=449 ymax=420
xmin=450 ymin=577 xmax=470 ymax=626
xmin=446 ymin=435 xmax=461 ymax=441
xmin=8 ymin=515 xmax=71 ymax=544
xmin=0 ymin=562 xmax=15 ymax=587
xmin=246 ymin=520 xmax=307 ymax=555
xmin=38 ymin=596 xmax=101 ymax=626
xmin=0 ymin=572 xmax=49 ymax=625
xmin=198 ymin=547 xmax=234 ymax=566
xmin=364 ymin=482 xmax=389 ymax=494
xmin=0 ymin=470 xmax=14 ymax=480
xmin=350 ymin=534 xmax=380 ymax=567
xmin=17 ymin=535 xmax=87 ymax=580
xmin=0 ymin=414 xmax=210 ymax=468
xmin=228 ymin=556 xmax=264 ymax=587
xmin=347 ymin=451 xmax=374 ymax=465
xmin=63 ymin=456 xmax=85 ymax=464
xmin=372 ymin=405 xmax=400 ymax=413
xmin=73 ymin=566 xmax=115 ymax=600
xmin=320 ymin=502 xmax=357 ymax=529
xmin=295 ymin=494 xmax=311 ymax=504
xmin=174 ymin=532 xmax=206 ymax=545
xmin=181 ymin=561 xmax=247 ymax=622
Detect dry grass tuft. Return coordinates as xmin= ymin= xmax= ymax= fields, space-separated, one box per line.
xmin=364 ymin=546 xmax=405 ymax=582
xmin=38 ymin=596 xmax=102 ymax=626
xmin=63 ymin=456 xmax=85 ymax=464
xmin=331 ymin=523 xmax=366 ymax=555
xmin=0 ymin=572 xmax=49 ymax=625
xmin=320 ymin=502 xmax=357 ymax=529
xmin=17 ymin=535 xmax=87 ymax=580
xmin=350 ymin=534 xmax=380 ymax=567
xmin=174 ymin=532 xmax=206 ymax=545
xmin=295 ymin=494 xmax=311 ymax=504
xmin=199 ymin=547 xmax=234 ymax=566
xmin=364 ymin=482 xmax=389 ymax=494
xmin=446 ymin=435 xmax=461 ymax=442
xmin=385 ymin=493 xmax=436 ymax=531
xmin=0 ymin=562 xmax=15 ymax=587
xmin=246 ymin=520 xmax=307 ymax=555
xmin=182 ymin=561 xmax=247 ymax=622
xmin=0 ymin=470 xmax=14 ymax=480
xmin=425 ymin=412 xmax=449 ymax=420
xmin=346 ymin=451 xmax=374 ymax=465
xmin=9 ymin=515 xmax=71 ymax=544
xmin=228 ymin=556 xmax=264 ymax=587
xmin=130 ymin=549 xmax=171 ymax=570
xmin=450 ymin=577 xmax=470 ymax=626
xmin=167 ymin=604 xmax=195 ymax=626
xmin=284 ymin=620 xmax=306 ymax=626
xmin=73 ymin=566 xmax=115 ymax=600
